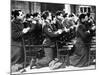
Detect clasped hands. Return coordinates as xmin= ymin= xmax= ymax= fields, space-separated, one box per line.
xmin=22 ymin=27 xmax=30 ymax=34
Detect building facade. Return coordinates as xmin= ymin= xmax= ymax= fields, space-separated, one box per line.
xmin=11 ymin=0 xmax=96 ymax=20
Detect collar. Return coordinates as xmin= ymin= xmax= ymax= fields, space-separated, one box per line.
xmin=56 ymin=17 xmax=62 ymax=22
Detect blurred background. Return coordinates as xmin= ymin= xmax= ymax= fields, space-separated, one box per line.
xmin=11 ymin=0 xmax=96 ymax=20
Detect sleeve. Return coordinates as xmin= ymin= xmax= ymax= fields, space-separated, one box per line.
xmin=63 ymin=19 xmax=68 ymax=27
xmin=11 ymin=22 xmax=24 ymax=40
xmin=29 ymin=23 xmax=36 ymax=32
xmin=56 ymin=20 xmax=64 ymax=29
xmin=69 ymin=20 xmax=75 ymax=26
xmin=43 ymin=25 xmax=59 ymax=38
xmin=77 ymin=25 xmax=89 ymax=39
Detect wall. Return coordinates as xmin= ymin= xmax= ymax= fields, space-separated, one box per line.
xmin=64 ymin=4 xmax=71 ymax=14
xmin=11 ymin=1 xmax=30 ymax=14
xmin=11 ymin=1 xmax=41 ymax=14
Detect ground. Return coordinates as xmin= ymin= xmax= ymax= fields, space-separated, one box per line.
xmin=11 ymin=65 xmax=95 ymax=75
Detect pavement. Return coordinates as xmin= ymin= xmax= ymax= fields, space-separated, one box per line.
xmin=11 ymin=65 xmax=96 ymax=75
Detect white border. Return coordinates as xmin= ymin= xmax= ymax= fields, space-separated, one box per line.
xmin=13 ymin=0 xmax=96 ymax=5
xmin=0 ymin=0 xmax=98 ymax=75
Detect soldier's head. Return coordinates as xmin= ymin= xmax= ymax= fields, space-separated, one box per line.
xmin=56 ymin=11 xmax=63 ymax=20
xmin=41 ymin=11 xmax=52 ymax=20
xmin=79 ymin=14 xmax=88 ymax=23
xmin=25 ymin=14 xmax=33 ymax=21
xmin=51 ymin=15 xmax=56 ymax=24
xmin=33 ymin=12 xmax=41 ymax=20
xmin=13 ymin=9 xmax=25 ymax=20
xmin=63 ymin=13 xmax=68 ymax=19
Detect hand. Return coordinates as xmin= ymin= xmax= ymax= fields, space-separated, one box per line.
xmin=64 ymin=27 xmax=69 ymax=32
xmin=57 ymin=29 xmax=63 ymax=34
xmin=70 ymin=26 xmax=74 ymax=29
xmin=91 ymin=26 xmax=96 ymax=30
xmin=22 ymin=27 xmax=30 ymax=34
xmin=32 ymin=20 xmax=36 ymax=24
xmin=87 ymin=30 xmax=90 ymax=33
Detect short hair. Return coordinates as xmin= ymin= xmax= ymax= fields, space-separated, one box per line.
xmin=86 ymin=13 xmax=90 ymax=17
xmin=79 ymin=14 xmax=86 ymax=21
xmin=33 ymin=12 xmax=39 ymax=18
xmin=68 ymin=14 xmax=74 ymax=17
xmin=56 ymin=11 xmax=63 ymax=16
xmin=12 ymin=9 xmax=21 ymax=18
xmin=26 ymin=14 xmax=32 ymax=19
xmin=41 ymin=11 xmax=49 ymax=20
xmin=51 ymin=14 xmax=56 ymax=20
xmin=63 ymin=13 xmax=68 ymax=18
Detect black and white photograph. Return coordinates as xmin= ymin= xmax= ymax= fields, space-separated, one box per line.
xmin=10 ymin=0 xmax=96 ymax=74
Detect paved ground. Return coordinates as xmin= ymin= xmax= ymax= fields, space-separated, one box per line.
xmin=11 ymin=65 xmax=96 ymax=75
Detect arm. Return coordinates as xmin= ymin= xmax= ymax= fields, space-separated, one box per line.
xmin=43 ymin=25 xmax=60 ymax=38
xmin=11 ymin=22 xmax=24 ymax=40
xmin=77 ymin=25 xmax=90 ymax=39
xmin=28 ymin=23 xmax=36 ymax=32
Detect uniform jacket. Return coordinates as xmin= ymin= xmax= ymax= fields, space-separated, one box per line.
xmin=43 ymin=20 xmax=59 ymax=46
xmin=11 ymin=19 xmax=24 ymax=47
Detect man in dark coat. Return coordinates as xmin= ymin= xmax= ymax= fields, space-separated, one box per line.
xmin=11 ymin=10 xmax=30 ymax=72
xmin=69 ymin=14 xmax=91 ymax=67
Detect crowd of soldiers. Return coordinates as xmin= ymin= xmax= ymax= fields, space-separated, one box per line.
xmin=11 ymin=9 xmax=96 ymax=72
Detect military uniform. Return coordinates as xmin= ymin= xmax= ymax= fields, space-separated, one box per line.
xmin=55 ymin=18 xmax=64 ymax=30
xmin=36 ymin=20 xmax=59 ymax=66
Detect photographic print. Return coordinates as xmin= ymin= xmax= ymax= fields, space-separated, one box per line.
xmin=11 ymin=0 xmax=96 ymax=74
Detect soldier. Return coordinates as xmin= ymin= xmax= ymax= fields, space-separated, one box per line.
xmin=30 ymin=11 xmax=63 ymax=68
